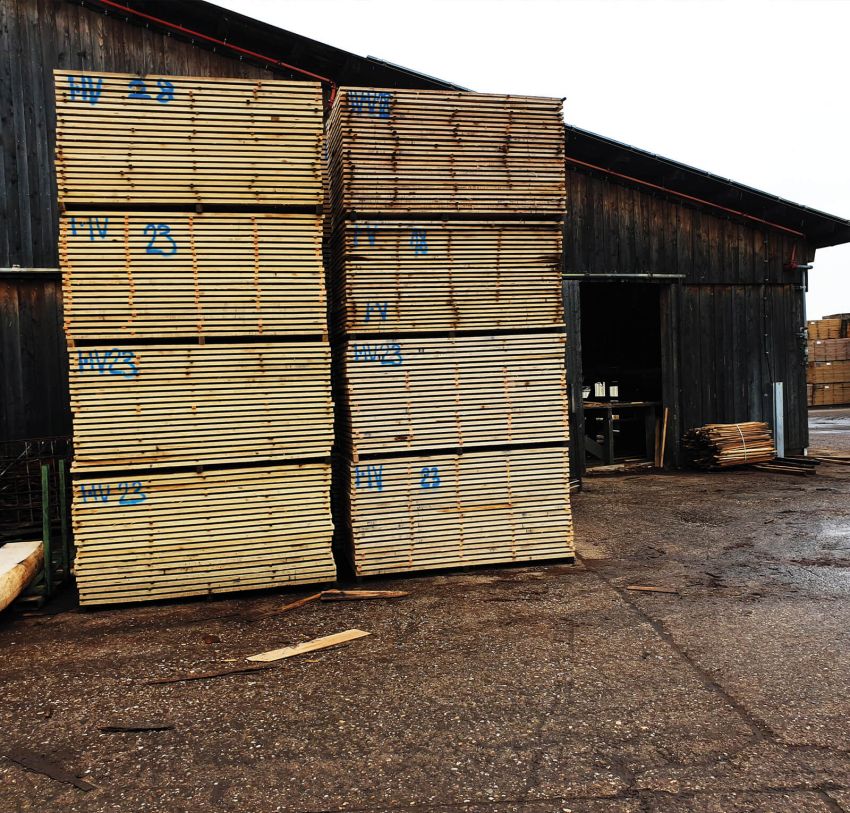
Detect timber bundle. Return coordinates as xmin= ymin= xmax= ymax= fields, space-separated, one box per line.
xmin=56 ymin=71 xmax=335 ymax=605
xmin=327 ymin=86 xmax=574 ymax=576
xmin=807 ymin=314 xmax=850 ymax=407
xmin=683 ymin=422 xmax=776 ymax=469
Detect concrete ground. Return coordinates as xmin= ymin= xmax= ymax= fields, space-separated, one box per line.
xmin=2 ymin=412 xmax=850 ymax=813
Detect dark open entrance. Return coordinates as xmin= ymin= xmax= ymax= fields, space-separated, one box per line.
xmin=579 ymin=281 xmax=664 ymax=467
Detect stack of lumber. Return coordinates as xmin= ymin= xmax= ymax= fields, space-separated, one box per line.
xmin=61 ymin=213 xmax=326 ymax=339
xmin=326 ymin=88 xmax=565 ymax=216
xmin=683 ymin=422 xmax=776 ymax=469
xmin=338 ymin=334 xmax=569 ymax=456
xmin=56 ymin=70 xmax=336 ymax=604
xmin=328 ymin=219 xmax=564 ymax=333
xmin=807 ymin=316 xmax=850 ymax=406
xmin=72 ymin=465 xmax=333 ymax=605
xmin=327 ymin=86 xmax=573 ymax=576
xmin=341 ymin=447 xmax=573 ymax=575
xmin=55 ymin=72 xmax=322 ymax=204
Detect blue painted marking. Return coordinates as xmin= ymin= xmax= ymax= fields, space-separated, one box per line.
xmin=348 ymin=90 xmax=392 ymax=118
xmin=77 ymin=348 xmax=139 ymax=379
xmin=68 ymin=216 xmax=109 ymax=240
xmin=67 ymin=75 xmax=102 ymax=106
xmin=127 ymin=78 xmax=152 ymax=99
xmin=410 ymin=229 xmax=428 ymax=255
xmin=80 ymin=481 xmax=147 ymax=506
xmin=155 ymin=79 xmax=175 ymax=104
xmin=118 ymin=481 xmax=147 ymax=505
xmin=143 ymin=223 xmax=177 ymax=255
xmin=364 ymin=302 xmax=389 ymax=323
xmin=352 ymin=342 xmax=402 ymax=366
xmin=79 ymin=483 xmax=111 ymax=503
xmin=353 ymin=225 xmax=378 ymax=247
xmin=127 ymin=78 xmax=175 ymax=103
xmin=355 ymin=464 xmax=384 ymax=492
xmin=419 ymin=466 xmax=441 ymax=489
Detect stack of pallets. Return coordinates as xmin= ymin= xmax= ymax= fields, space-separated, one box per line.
xmin=807 ymin=315 xmax=850 ymax=407
xmin=56 ymin=70 xmax=336 ymax=604
xmin=327 ymin=87 xmax=574 ymax=576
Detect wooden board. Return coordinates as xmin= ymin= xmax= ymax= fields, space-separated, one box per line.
xmin=329 ymin=219 xmax=564 ymax=333
xmin=68 ymin=343 xmax=333 ymax=471
xmin=61 ymin=212 xmax=326 ymax=339
xmin=0 ymin=541 xmax=43 ymax=612
xmin=55 ymin=71 xmax=323 ymax=204
xmin=247 ymin=629 xmax=370 ymax=662
xmin=73 ymin=463 xmax=335 ymax=605
xmin=342 ymin=445 xmax=574 ymax=576
xmin=339 ymin=333 xmax=570 ymax=457
xmin=327 ymin=87 xmax=565 ymax=216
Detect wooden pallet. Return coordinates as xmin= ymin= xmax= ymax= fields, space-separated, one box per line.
xmin=72 ymin=463 xmax=335 ymax=605
xmin=342 ymin=445 xmax=574 ymax=576
xmin=327 ymin=87 xmax=565 ymax=216
xmin=69 ymin=343 xmax=333 ymax=471
xmin=328 ymin=219 xmax=564 ymax=333
xmin=338 ymin=333 xmax=570 ymax=457
xmin=61 ymin=212 xmax=326 ymax=339
xmin=55 ymin=71 xmax=323 ymax=204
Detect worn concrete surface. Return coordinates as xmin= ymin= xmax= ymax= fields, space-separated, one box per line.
xmin=810 ymin=407 xmax=850 ymax=453
xmin=2 ymin=413 xmax=850 ymax=813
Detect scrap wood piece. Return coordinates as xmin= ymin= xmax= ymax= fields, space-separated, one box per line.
xmin=320 ymin=589 xmax=408 ymax=601
xmin=99 ymin=721 xmax=174 ymax=733
xmin=144 ymin=663 xmax=271 ymax=685
xmin=247 ymin=628 xmax=370 ymax=663
xmin=244 ymin=592 xmax=323 ymax=622
xmin=4 ymin=746 xmax=95 ymax=791
xmin=626 ymin=585 xmax=680 ymax=595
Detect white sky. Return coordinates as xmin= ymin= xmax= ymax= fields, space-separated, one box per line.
xmin=219 ymin=0 xmax=850 ymax=319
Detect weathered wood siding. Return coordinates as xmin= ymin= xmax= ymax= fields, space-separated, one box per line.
xmin=0 ymin=0 xmax=275 ymax=440
xmin=565 ymin=165 xmax=813 ymax=458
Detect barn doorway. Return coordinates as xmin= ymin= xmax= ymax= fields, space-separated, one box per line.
xmin=579 ymin=281 xmax=664 ymax=468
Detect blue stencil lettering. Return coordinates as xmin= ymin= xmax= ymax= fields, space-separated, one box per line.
xmin=77 ymin=349 xmax=138 ymax=379
xmin=67 ymin=75 xmax=102 ymax=106
xmin=143 ymin=223 xmax=177 ymax=255
xmin=419 ymin=466 xmax=441 ymax=489
xmin=410 ymin=229 xmax=428 ymax=255
xmin=355 ymin=464 xmax=384 ymax=492
xmin=348 ymin=90 xmax=392 ymax=118
xmin=364 ymin=302 xmax=389 ymax=323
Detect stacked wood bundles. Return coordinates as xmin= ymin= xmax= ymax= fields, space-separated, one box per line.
xmin=328 ymin=86 xmax=573 ymax=576
xmin=56 ymin=71 xmax=335 ymax=604
xmin=328 ymin=219 xmax=564 ymax=333
xmin=807 ymin=317 xmax=850 ymax=406
xmin=683 ymin=422 xmax=776 ymax=468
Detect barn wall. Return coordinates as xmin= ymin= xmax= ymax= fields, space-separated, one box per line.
xmin=0 ymin=0 xmax=275 ymax=271
xmin=566 ymin=165 xmax=813 ymax=457
xmin=0 ymin=0 xmax=276 ymax=441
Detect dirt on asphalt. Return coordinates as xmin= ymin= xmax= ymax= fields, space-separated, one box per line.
xmin=2 ymin=410 xmax=850 ymax=813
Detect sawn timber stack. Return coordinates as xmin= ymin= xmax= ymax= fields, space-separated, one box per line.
xmin=327 ymin=86 xmax=574 ymax=577
xmin=56 ymin=70 xmax=336 ymax=605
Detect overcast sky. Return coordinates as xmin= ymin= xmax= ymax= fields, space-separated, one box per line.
xmin=219 ymin=0 xmax=850 ymax=320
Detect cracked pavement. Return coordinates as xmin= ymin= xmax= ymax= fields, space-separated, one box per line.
xmin=2 ymin=410 xmax=850 ymax=812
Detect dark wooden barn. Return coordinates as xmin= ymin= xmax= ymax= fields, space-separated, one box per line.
xmin=2 ymin=0 xmax=849 ymax=475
